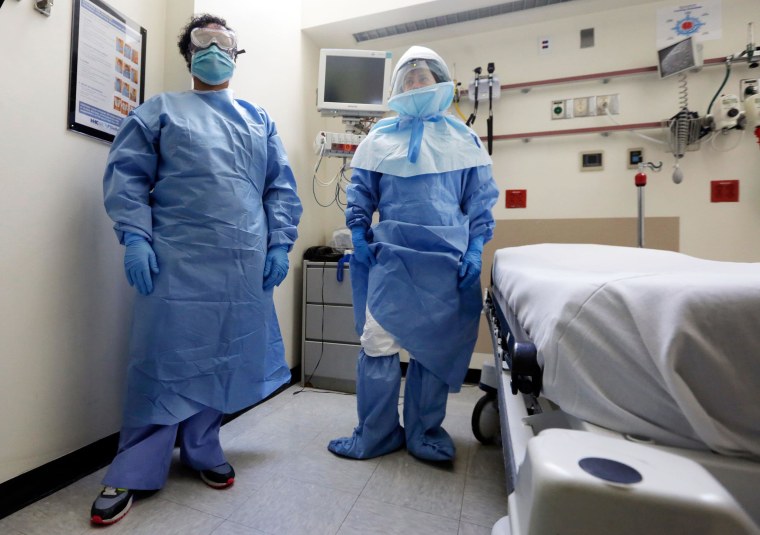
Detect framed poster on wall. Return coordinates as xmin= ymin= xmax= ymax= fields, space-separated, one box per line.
xmin=67 ymin=0 xmax=146 ymax=143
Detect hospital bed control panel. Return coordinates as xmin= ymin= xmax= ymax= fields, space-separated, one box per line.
xmin=301 ymin=261 xmax=359 ymax=393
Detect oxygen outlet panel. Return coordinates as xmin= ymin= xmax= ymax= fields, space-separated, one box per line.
xmin=551 ymin=100 xmax=573 ymax=120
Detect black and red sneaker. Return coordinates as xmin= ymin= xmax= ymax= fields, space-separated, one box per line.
xmin=200 ymin=462 xmax=235 ymax=489
xmin=90 ymin=486 xmax=133 ymax=525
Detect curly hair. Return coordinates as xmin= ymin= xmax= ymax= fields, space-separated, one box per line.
xmin=177 ymin=14 xmax=233 ymax=71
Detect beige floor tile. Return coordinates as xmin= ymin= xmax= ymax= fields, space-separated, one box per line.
xmin=459 ymin=520 xmax=494 ymax=535
xmin=210 ymin=520 xmax=268 ymax=534
xmin=337 ymin=497 xmax=459 ymax=535
xmin=159 ymin=455 xmax=260 ymax=519
xmin=361 ymin=451 xmax=466 ymax=519
xmin=227 ymin=476 xmax=356 ymax=535
xmin=460 ymin=472 xmax=509 ymax=527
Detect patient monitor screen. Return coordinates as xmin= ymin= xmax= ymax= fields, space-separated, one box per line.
xmin=658 ymin=38 xmax=698 ymax=78
xmin=323 ymin=56 xmax=386 ymax=105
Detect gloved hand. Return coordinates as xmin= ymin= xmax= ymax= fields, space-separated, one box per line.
xmin=351 ymin=226 xmax=376 ymax=266
xmin=263 ymin=245 xmax=289 ymax=291
xmin=458 ymin=235 xmax=484 ymax=289
xmin=123 ymin=232 xmax=159 ymax=296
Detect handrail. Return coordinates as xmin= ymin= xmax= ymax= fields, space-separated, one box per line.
xmin=460 ymin=57 xmax=728 ymax=95
xmin=481 ymin=121 xmax=663 ymax=142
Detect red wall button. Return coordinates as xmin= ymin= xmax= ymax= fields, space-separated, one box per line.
xmin=710 ymin=180 xmax=739 ymax=203
xmin=506 ymin=189 xmax=527 ymax=208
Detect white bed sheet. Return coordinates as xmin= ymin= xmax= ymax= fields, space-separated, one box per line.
xmin=492 ymin=243 xmax=760 ymax=458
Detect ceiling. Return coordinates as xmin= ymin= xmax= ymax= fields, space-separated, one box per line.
xmin=301 ymin=0 xmax=659 ymax=50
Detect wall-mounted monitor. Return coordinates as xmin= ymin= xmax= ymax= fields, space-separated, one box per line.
xmin=317 ymin=49 xmax=392 ymax=118
xmin=657 ymin=36 xmax=703 ymax=79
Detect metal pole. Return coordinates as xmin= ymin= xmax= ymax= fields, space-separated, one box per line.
xmin=637 ymin=186 xmax=645 ymax=248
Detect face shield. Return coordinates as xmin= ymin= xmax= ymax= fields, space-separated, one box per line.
xmin=391 ymin=59 xmax=451 ymax=97
xmin=190 ymin=27 xmax=238 ymax=58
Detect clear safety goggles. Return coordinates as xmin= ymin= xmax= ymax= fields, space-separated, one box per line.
xmin=190 ymin=27 xmax=238 ymax=53
xmin=391 ymin=59 xmax=451 ymax=97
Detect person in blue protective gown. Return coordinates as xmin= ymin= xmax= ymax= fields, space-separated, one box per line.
xmin=328 ymin=46 xmax=498 ymax=462
xmin=90 ymin=14 xmax=302 ymax=525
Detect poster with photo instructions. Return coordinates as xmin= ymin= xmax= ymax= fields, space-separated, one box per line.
xmin=67 ymin=0 xmax=146 ymax=142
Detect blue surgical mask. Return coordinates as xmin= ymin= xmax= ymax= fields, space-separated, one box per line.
xmin=388 ymin=82 xmax=454 ymax=118
xmin=191 ymin=46 xmax=235 ymax=85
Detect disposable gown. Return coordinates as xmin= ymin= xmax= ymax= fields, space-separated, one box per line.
xmin=103 ymin=89 xmax=302 ymax=427
xmin=346 ymin=163 xmax=498 ymax=390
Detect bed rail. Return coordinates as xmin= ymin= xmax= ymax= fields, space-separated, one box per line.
xmin=484 ymin=289 xmax=542 ymax=396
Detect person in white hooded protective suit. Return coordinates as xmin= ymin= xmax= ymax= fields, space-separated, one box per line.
xmin=328 ymin=46 xmax=498 ymax=462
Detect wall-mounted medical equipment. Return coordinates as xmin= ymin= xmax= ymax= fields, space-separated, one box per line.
xmin=314 ymin=131 xmax=365 ymax=159
xmin=316 ymin=48 xmax=392 ymax=122
xmin=744 ymin=86 xmax=760 ymax=147
xmin=465 ymin=66 xmax=482 ymax=127
xmin=657 ymin=36 xmax=703 ymax=79
xmin=464 ymin=63 xmax=501 ymax=153
xmin=313 ymin=49 xmax=391 ymax=209
xmin=466 ymin=64 xmax=501 ymax=122
xmin=658 ymin=36 xmax=706 ymax=184
xmin=712 ymin=94 xmax=743 ymax=130
xmin=704 ymin=24 xmax=760 ymax=129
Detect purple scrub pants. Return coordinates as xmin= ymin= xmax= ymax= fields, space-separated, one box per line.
xmin=102 ymin=408 xmax=226 ymax=490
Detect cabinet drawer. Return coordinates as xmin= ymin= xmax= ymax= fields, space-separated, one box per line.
xmin=305 ymin=304 xmax=359 ymax=343
xmin=306 ymin=265 xmax=353 ymax=305
xmin=303 ymin=341 xmax=359 ymax=380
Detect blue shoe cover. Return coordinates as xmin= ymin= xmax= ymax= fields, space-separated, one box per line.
xmin=328 ymin=426 xmax=405 ymax=459
xmin=328 ymin=350 xmax=405 ymax=459
xmin=406 ymin=427 xmax=455 ymax=462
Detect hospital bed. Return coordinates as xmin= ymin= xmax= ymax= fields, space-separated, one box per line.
xmin=473 ymin=243 xmax=760 ymax=535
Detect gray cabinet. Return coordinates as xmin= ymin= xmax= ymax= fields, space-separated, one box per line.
xmin=301 ymin=261 xmax=359 ymax=393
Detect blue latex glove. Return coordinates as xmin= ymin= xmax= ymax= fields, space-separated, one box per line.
xmin=124 ymin=232 xmax=159 ymax=296
xmin=351 ymin=226 xmax=376 ymax=266
xmin=263 ymin=245 xmax=289 ymax=290
xmin=458 ymin=235 xmax=484 ymax=289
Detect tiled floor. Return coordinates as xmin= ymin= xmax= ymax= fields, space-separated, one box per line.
xmin=0 ymin=383 xmax=508 ymax=535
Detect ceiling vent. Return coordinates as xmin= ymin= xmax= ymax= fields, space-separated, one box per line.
xmin=353 ymin=0 xmax=575 ymax=42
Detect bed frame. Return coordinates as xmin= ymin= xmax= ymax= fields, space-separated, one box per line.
xmin=478 ymin=285 xmax=760 ymax=535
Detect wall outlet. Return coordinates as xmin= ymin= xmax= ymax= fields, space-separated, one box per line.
xmin=740 ymin=79 xmax=759 ymax=101
xmin=573 ymin=97 xmax=590 ymax=117
xmin=596 ymin=94 xmax=619 ymax=115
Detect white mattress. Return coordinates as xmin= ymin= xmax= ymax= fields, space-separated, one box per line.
xmin=492 ymin=243 xmax=760 ymax=458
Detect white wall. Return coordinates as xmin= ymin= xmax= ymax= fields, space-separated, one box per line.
xmin=0 ymin=0 xmax=168 ymax=483
xmin=162 ymin=0 xmax=194 ymax=92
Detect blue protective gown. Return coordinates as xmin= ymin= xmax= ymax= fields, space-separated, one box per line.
xmin=103 ymin=89 xmax=302 ymax=428
xmin=346 ymin=163 xmax=498 ymax=391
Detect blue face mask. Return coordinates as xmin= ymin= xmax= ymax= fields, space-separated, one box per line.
xmin=388 ymin=82 xmax=454 ymax=118
xmin=191 ymin=46 xmax=235 ymax=85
